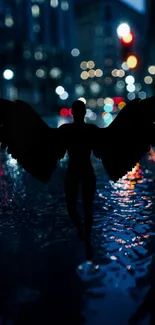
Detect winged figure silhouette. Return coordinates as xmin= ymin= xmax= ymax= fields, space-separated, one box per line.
xmin=0 ymin=97 xmax=154 ymax=260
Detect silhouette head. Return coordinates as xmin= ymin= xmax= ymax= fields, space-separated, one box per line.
xmin=72 ymin=100 xmax=86 ymax=122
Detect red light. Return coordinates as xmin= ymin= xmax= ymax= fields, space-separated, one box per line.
xmin=60 ymin=108 xmax=68 ymax=117
xmin=60 ymin=108 xmax=73 ymax=117
xmin=121 ymin=32 xmax=133 ymax=44
xmin=113 ymin=97 xmax=124 ymax=105
xmin=68 ymin=108 xmax=73 ymax=116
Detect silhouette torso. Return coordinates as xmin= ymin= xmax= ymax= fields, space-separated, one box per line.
xmin=59 ymin=122 xmax=97 ymax=175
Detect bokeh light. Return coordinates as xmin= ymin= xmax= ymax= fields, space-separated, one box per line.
xmin=55 ymin=86 xmax=64 ymax=95
xmin=78 ymin=97 xmax=86 ymax=104
xmin=80 ymin=71 xmax=89 ymax=80
xmin=118 ymin=101 xmax=126 ymax=109
xmin=148 ymin=66 xmax=155 ymax=75
xmin=127 ymin=93 xmax=136 ymax=100
xmin=3 ymin=69 xmax=14 ymax=80
xmin=87 ymin=61 xmax=95 ymax=69
xmin=125 ymin=75 xmax=135 ymax=84
xmin=121 ymin=32 xmax=133 ymax=43
xmin=71 ymin=48 xmax=80 ymax=57
xmin=126 ymin=55 xmax=138 ymax=69
xmin=121 ymin=62 xmax=129 ymax=71
xmin=144 ymin=76 xmax=153 ymax=84
xmin=104 ymin=97 xmax=114 ymax=105
xmin=50 ymin=0 xmax=58 ymax=8
xmin=80 ymin=61 xmax=87 ymax=70
xmin=117 ymin=23 xmax=130 ymax=38
xmin=126 ymin=84 xmax=136 ymax=92
xmin=138 ymin=91 xmax=147 ymax=99
xmin=104 ymin=104 xmax=113 ymax=112
xmin=88 ymin=69 xmax=95 ymax=78
xmin=60 ymin=91 xmax=69 ymax=100
xmin=75 ymin=84 xmax=85 ymax=96
xmin=95 ymin=69 xmax=103 ymax=77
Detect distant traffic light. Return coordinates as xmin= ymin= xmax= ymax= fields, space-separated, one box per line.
xmin=120 ymin=33 xmax=134 ymax=62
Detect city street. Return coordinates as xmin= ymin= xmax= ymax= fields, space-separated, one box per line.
xmin=0 ymin=151 xmax=155 ymax=325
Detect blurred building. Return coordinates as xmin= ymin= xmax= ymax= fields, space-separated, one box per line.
xmin=73 ymin=0 xmax=150 ymax=118
xmin=0 ymin=0 xmax=75 ymax=115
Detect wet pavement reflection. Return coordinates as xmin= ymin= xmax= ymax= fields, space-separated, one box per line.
xmin=1 ymin=150 xmax=155 ymax=325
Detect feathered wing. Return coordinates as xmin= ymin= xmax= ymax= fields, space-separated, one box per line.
xmin=0 ymin=98 xmax=66 ymax=183
xmin=93 ymin=97 xmax=155 ymax=182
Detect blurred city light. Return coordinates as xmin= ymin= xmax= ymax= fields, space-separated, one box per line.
xmin=135 ymin=83 xmax=142 ymax=91
xmin=125 ymin=75 xmax=135 ymax=84
xmin=126 ymin=55 xmax=138 ymax=68
xmin=95 ymin=69 xmax=103 ymax=77
xmin=60 ymin=91 xmax=69 ymax=100
xmin=87 ymin=61 xmax=95 ymax=69
xmin=104 ymin=97 xmax=114 ymax=105
xmin=126 ymin=84 xmax=136 ymax=92
xmin=88 ymin=69 xmax=95 ymax=78
xmin=80 ymin=61 xmax=87 ymax=70
xmin=75 ymin=84 xmax=85 ymax=96
xmin=148 ymin=66 xmax=155 ymax=75
xmin=97 ymin=98 xmax=104 ymax=106
xmin=88 ymin=99 xmax=97 ymax=108
xmin=121 ymin=62 xmax=129 ymax=71
xmin=49 ymin=67 xmax=61 ymax=79
xmin=56 ymin=86 xmax=65 ymax=95
xmin=111 ymin=69 xmax=118 ymax=77
xmin=117 ymin=69 xmax=125 ymax=77
xmin=50 ymin=0 xmax=59 ymax=8
xmin=90 ymin=82 xmax=100 ymax=93
xmin=60 ymin=108 xmax=68 ymax=117
xmin=118 ymin=101 xmax=126 ymax=109
xmin=116 ymin=80 xmax=125 ymax=89
xmin=117 ymin=23 xmax=130 ymax=38
xmin=71 ymin=48 xmax=80 ymax=57
xmin=61 ymin=1 xmax=69 ymax=11
xmin=3 ymin=69 xmax=14 ymax=80
xmin=78 ymin=97 xmax=86 ymax=104
xmin=31 ymin=5 xmax=40 ymax=17
xmin=104 ymin=104 xmax=113 ymax=112
xmin=121 ymin=32 xmax=133 ymax=44
xmin=36 ymin=69 xmax=46 ymax=78
xmin=113 ymin=97 xmax=124 ymax=104
xmin=104 ymin=76 xmax=112 ymax=85
xmin=102 ymin=112 xmax=113 ymax=125
xmin=144 ymin=76 xmax=153 ymax=84
xmin=138 ymin=91 xmax=147 ymax=99
xmin=5 ymin=15 xmax=14 ymax=27
xmin=80 ymin=71 xmax=89 ymax=80
xmin=127 ymin=93 xmax=136 ymax=100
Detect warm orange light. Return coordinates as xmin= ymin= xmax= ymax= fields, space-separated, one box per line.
xmin=122 ymin=32 xmax=133 ymax=44
xmin=126 ymin=55 xmax=138 ymax=69
xmin=118 ymin=101 xmax=126 ymax=110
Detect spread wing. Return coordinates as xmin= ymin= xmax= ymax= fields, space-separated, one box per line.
xmin=93 ymin=97 xmax=155 ymax=182
xmin=0 ymin=98 xmax=66 ymax=183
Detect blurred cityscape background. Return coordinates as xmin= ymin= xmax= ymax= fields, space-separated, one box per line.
xmin=0 ymin=0 xmax=154 ymax=127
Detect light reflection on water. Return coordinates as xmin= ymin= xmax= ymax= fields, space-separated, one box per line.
xmin=1 ymin=151 xmax=155 ymax=324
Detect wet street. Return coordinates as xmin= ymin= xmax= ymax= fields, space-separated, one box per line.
xmin=1 ymin=151 xmax=155 ymax=325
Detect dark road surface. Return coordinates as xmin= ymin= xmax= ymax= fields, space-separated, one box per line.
xmin=1 ymin=150 xmax=155 ymax=325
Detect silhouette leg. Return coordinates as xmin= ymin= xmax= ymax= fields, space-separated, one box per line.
xmin=64 ymin=173 xmax=84 ymax=241
xmin=81 ymin=172 xmax=96 ymax=260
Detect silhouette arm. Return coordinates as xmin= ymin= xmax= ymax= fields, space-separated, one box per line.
xmin=0 ymin=98 xmax=66 ymax=183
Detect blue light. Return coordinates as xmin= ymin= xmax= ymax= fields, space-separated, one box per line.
xmin=104 ymin=104 xmax=113 ymax=112
xmin=103 ymin=113 xmax=113 ymax=125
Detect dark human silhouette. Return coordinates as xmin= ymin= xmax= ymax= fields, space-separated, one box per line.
xmin=0 ymin=96 xmax=155 ymax=261
xmin=58 ymin=100 xmax=99 ymax=260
